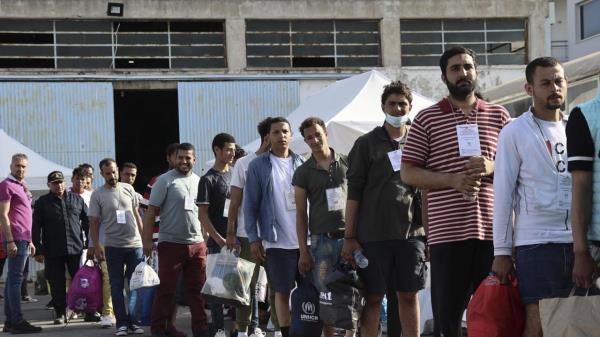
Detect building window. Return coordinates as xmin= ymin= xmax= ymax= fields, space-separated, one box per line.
xmin=246 ymin=19 xmax=381 ymax=68
xmin=0 ymin=19 xmax=226 ymax=69
xmin=580 ymin=0 xmax=600 ymax=40
xmin=400 ymin=18 xmax=527 ymax=66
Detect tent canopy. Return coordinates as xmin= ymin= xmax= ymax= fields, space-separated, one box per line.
xmin=0 ymin=129 xmax=72 ymax=190
xmin=241 ymin=70 xmax=435 ymax=156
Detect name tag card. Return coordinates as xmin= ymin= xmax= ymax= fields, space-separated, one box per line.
xmin=223 ymin=198 xmax=231 ymax=217
xmin=285 ymin=189 xmax=296 ymax=211
xmin=456 ymin=124 xmax=482 ymax=157
xmin=387 ymin=149 xmax=403 ymax=172
xmin=184 ymin=194 xmax=195 ymax=210
xmin=116 ymin=210 xmax=126 ymax=224
xmin=326 ymin=187 xmax=345 ymax=211
xmin=556 ymin=174 xmax=572 ymax=210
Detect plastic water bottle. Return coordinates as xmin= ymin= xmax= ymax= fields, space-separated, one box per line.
xmin=353 ymin=250 xmax=369 ymax=269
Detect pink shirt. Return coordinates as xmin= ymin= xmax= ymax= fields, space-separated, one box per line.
xmin=0 ymin=177 xmax=33 ymax=241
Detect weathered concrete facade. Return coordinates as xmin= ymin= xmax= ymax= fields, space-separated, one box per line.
xmin=0 ymin=0 xmax=548 ymax=98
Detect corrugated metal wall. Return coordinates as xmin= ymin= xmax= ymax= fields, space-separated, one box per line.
xmin=0 ymin=82 xmax=115 ymax=178
xmin=178 ymin=81 xmax=300 ymax=173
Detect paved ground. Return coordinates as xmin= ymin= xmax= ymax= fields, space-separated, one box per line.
xmin=0 ymin=284 xmax=249 ymax=337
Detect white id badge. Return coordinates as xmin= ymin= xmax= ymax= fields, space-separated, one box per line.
xmin=387 ymin=149 xmax=403 ymax=172
xmin=223 ymin=198 xmax=231 ymax=217
xmin=456 ymin=124 xmax=482 ymax=157
xmin=326 ymin=187 xmax=345 ymax=211
xmin=184 ymin=194 xmax=195 ymax=210
xmin=556 ymin=174 xmax=572 ymax=210
xmin=285 ymin=189 xmax=296 ymax=211
xmin=116 ymin=210 xmax=126 ymax=224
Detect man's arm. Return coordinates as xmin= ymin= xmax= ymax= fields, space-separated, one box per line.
xmin=133 ymin=207 xmax=144 ymax=241
xmin=400 ymin=162 xmax=481 ymax=192
xmin=243 ymin=164 xmax=261 ymax=243
xmin=295 ymin=186 xmax=313 ymax=274
xmin=0 ymin=201 xmax=18 ymax=258
xmin=89 ymin=216 xmax=104 ymax=261
xmin=142 ymin=205 xmax=159 ymax=257
xmin=571 ymin=170 xmax=597 ymax=288
xmin=226 ymin=186 xmax=243 ymax=250
xmin=199 ymin=205 xmax=224 ymax=247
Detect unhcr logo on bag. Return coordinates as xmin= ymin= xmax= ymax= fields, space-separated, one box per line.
xmin=301 ymin=301 xmax=319 ymax=322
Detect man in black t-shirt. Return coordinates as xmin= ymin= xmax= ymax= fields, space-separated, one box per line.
xmin=566 ymin=90 xmax=600 ymax=290
xmin=197 ymin=133 xmax=236 ymax=337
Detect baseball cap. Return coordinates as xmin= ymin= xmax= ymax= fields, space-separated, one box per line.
xmin=47 ymin=171 xmax=64 ymax=183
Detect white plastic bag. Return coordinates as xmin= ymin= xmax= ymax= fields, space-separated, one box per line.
xmin=130 ymin=257 xmax=160 ymax=291
xmin=201 ymin=247 xmax=255 ymax=306
xmin=256 ymin=266 xmax=268 ymax=302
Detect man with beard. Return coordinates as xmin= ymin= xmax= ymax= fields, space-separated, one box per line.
xmin=32 ymin=171 xmax=89 ymax=324
xmin=143 ymin=143 xmax=209 ymax=337
xmin=401 ymin=47 xmax=511 ymax=337
xmin=492 ymin=57 xmax=573 ymax=337
xmin=89 ymin=158 xmax=145 ymax=336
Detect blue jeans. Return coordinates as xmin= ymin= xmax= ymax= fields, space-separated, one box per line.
xmin=4 ymin=240 xmax=29 ymax=324
xmin=105 ymin=246 xmax=144 ymax=328
xmin=309 ymin=234 xmax=344 ymax=292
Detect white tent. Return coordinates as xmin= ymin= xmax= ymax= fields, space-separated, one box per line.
xmin=0 ymin=129 xmax=72 ymax=190
xmin=242 ymin=70 xmax=436 ymax=156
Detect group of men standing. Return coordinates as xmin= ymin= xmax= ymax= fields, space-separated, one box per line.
xmin=1 ymin=44 xmax=599 ymax=337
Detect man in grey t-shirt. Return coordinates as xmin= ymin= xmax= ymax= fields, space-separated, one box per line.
xmin=143 ymin=143 xmax=209 ymax=337
xmin=89 ymin=158 xmax=144 ymax=336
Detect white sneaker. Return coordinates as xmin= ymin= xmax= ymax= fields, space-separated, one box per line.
xmin=100 ymin=315 xmax=113 ymax=328
xmin=115 ymin=326 xmax=128 ymax=336
xmin=249 ymin=328 xmax=266 ymax=337
xmin=67 ymin=310 xmax=78 ymax=320
xmin=237 ymin=332 xmax=248 ymax=337
xmin=214 ymin=329 xmax=227 ymax=337
xmin=273 ymin=332 xmax=282 ymax=337
xmin=128 ymin=324 xmax=144 ymax=334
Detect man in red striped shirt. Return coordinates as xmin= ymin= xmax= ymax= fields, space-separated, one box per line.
xmin=400 ymin=46 xmax=511 ymax=337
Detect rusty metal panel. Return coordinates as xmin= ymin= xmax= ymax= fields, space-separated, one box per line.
xmin=177 ymin=81 xmax=300 ymax=173
xmin=0 ymin=82 xmax=115 ymax=179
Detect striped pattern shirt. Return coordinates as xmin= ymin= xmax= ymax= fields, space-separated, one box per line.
xmin=402 ymin=98 xmax=511 ymax=245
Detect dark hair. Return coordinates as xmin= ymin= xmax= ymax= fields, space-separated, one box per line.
xmin=381 ymin=80 xmax=413 ymax=105
xmin=439 ymin=46 xmax=478 ymax=76
xmin=525 ymin=57 xmax=562 ymax=84
xmin=177 ymin=142 xmax=196 ymax=155
xmin=257 ymin=117 xmax=272 ymax=139
xmin=299 ymin=117 xmax=326 ymax=137
xmin=165 ymin=143 xmax=180 ymax=156
xmin=121 ymin=162 xmax=137 ymax=171
xmin=72 ymin=167 xmax=86 ymax=178
xmin=234 ymin=145 xmax=247 ymax=160
xmin=268 ymin=117 xmax=291 ymax=132
xmin=98 ymin=158 xmax=117 ymax=171
xmin=78 ymin=163 xmax=94 ymax=173
xmin=212 ymin=133 xmax=236 ymax=155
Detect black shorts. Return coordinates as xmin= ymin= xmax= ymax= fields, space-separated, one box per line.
xmin=358 ymin=237 xmax=427 ymax=295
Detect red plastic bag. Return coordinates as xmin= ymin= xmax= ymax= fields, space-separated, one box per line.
xmin=467 ymin=274 xmax=525 ymax=337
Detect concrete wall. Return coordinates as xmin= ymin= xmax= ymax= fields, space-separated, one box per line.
xmin=0 ymin=0 xmax=549 ymax=97
xmin=566 ymin=0 xmax=600 ymax=60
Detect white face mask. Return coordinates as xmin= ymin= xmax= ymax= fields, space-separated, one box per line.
xmin=385 ymin=113 xmax=410 ymax=128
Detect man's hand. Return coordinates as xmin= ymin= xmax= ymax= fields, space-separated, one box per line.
xmin=34 ymin=255 xmax=44 ymax=263
xmin=143 ymin=239 xmax=153 ymax=258
xmin=450 ymin=172 xmax=481 ymax=194
xmin=341 ymin=238 xmax=362 ymax=266
xmin=93 ymin=245 xmax=106 ymax=261
xmin=86 ymin=248 xmax=95 ymax=260
xmin=298 ymin=250 xmax=314 ymax=275
xmin=225 ymin=233 xmax=238 ymax=251
xmin=28 ymin=242 xmax=36 ymax=257
xmin=250 ymin=241 xmax=265 ymax=262
xmin=6 ymin=241 xmax=17 ymax=257
xmin=573 ymin=251 xmax=599 ymax=289
xmin=464 ymin=156 xmax=494 ymax=177
xmin=491 ymin=255 xmax=514 ymax=284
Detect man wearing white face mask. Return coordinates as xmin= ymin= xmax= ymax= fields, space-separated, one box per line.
xmin=342 ymin=81 xmax=427 ymax=337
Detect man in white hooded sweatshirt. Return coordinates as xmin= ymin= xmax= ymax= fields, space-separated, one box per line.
xmin=491 ymin=57 xmax=573 ymax=337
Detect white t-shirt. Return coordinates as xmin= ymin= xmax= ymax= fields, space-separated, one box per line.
xmin=71 ymin=187 xmax=92 ymax=208
xmin=230 ymin=152 xmax=257 ymax=237
xmin=265 ymin=154 xmax=298 ymax=250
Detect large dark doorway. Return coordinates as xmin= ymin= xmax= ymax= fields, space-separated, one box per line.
xmin=114 ymin=90 xmax=179 ymax=193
